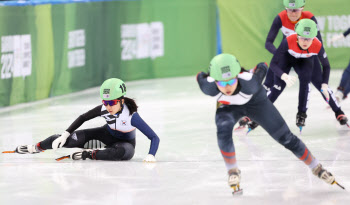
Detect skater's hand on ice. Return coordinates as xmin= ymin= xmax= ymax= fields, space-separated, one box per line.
xmin=52 ymin=131 xmax=70 ymax=151
xmin=143 ymin=154 xmax=156 ymax=163
xmin=330 ymin=34 xmax=344 ymax=43
xmin=321 ymin=84 xmax=330 ymax=103
xmin=281 ymin=73 xmax=297 ymax=87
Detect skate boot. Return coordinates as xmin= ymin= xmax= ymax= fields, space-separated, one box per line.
xmin=296 ymin=112 xmax=307 ymax=133
xmin=312 ymin=164 xmax=345 ymax=189
xmin=239 ymin=117 xmax=250 ymax=127
xmin=72 ymin=150 xmax=94 ymax=160
xmin=15 ymin=145 xmax=42 ymax=154
xmin=235 ymin=117 xmax=250 ymax=130
xmin=247 ymin=121 xmax=259 ymax=131
xmin=228 ymin=168 xmax=242 ymax=195
xmin=336 ymin=111 xmax=348 ymax=126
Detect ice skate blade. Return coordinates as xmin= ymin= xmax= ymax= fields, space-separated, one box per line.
xmin=2 ymin=151 xmax=15 ymax=153
xmin=231 ymin=185 xmax=243 ymax=195
xmin=232 ymin=189 xmax=243 ymax=195
xmin=332 ymin=181 xmax=345 ymax=190
xmin=56 ymin=155 xmax=71 ymax=161
xmin=246 ymin=128 xmax=252 ymax=135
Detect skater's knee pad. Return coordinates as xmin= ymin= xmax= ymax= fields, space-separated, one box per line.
xmin=107 ymin=142 xmax=135 ymax=161
xmin=278 ymin=133 xmax=300 ymax=151
xmin=217 ymin=120 xmax=234 ymax=129
xmin=115 ymin=142 xmax=135 ymax=160
xmin=216 ymin=114 xmax=235 ymax=131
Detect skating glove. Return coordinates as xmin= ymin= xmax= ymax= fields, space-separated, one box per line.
xmin=321 ymin=83 xmax=330 ymax=103
xmin=330 ymin=34 xmax=344 ymax=43
xmin=143 ymin=154 xmax=156 ymax=163
xmin=52 ymin=131 xmax=70 ymax=150
xmin=281 ymin=73 xmax=297 ymax=87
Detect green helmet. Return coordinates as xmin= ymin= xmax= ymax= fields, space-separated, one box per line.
xmin=295 ymin=19 xmax=317 ymax=38
xmin=283 ymin=0 xmax=305 ymax=9
xmin=208 ymin=53 xmax=241 ymax=81
xmin=100 ymin=78 xmax=126 ymax=100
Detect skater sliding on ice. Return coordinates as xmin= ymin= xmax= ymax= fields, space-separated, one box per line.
xmin=196 ymin=53 xmax=344 ymax=194
xmin=3 ymin=78 xmax=159 ymax=162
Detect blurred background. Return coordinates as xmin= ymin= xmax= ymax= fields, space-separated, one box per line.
xmin=0 ymin=0 xmax=348 ymax=107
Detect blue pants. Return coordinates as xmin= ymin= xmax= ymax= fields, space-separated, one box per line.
xmin=216 ymin=88 xmax=317 ymax=170
xmin=267 ymin=56 xmax=341 ymax=115
xmin=338 ymin=59 xmax=350 ymax=97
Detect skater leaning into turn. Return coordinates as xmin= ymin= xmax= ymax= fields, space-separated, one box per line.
xmin=197 ymin=53 xmax=344 ymax=194
xmin=4 ymin=78 xmax=160 ymax=162
xmin=268 ymin=19 xmax=348 ymax=131
xmin=330 ymin=27 xmax=350 ymax=103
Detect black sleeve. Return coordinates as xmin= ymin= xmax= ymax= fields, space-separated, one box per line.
xmin=66 ymin=105 xmax=102 ymax=133
xmin=253 ymin=62 xmax=268 ymax=84
xmin=196 ymin=72 xmax=220 ymax=96
xmin=270 ymin=39 xmax=289 ymax=78
xmin=311 ymin=16 xmax=323 ymax=43
xmin=317 ymin=46 xmax=331 ymax=84
xmin=344 ymin=28 xmax=350 ymax=37
xmin=265 ymin=16 xmax=282 ymax=54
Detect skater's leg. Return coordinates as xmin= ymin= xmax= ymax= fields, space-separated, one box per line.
xmin=38 ymin=126 xmax=110 ymax=150
xmin=216 ymin=106 xmax=244 ymax=191
xmin=216 ymin=106 xmax=242 ymax=170
xmin=267 ymin=75 xmax=286 ymax=103
xmin=95 ymin=141 xmax=135 ymax=161
xmin=338 ymin=59 xmax=350 ymax=90
xmin=72 ymin=140 xmax=135 ymax=161
xmin=293 ymin=59 xmax=313 ymax=114
xmin=267 ymin=63 xmax=292 ymax=103
xmin=248 ymin=97 xmax=319 ymax=169
xmin=336 ymin=59 xmax=350 ymax=102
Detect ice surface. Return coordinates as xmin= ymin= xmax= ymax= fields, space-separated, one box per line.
xmin=1 ymin=70 xmax=349 ymax=205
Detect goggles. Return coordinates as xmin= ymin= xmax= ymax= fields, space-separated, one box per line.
xmin=216 ymin=78 xmax=238 ymax=87
xmin=298 ymin=36 xmax=313 ymax=42
xmin=102 ymin=99 xmax=120 ymax=106
xmin=286 ymin=8 xmax=303 ymax=12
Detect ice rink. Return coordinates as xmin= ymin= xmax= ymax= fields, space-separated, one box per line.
xmin=1 ymin=70 xmax=350 ymax=205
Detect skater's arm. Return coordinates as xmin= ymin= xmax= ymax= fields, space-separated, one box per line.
xmin=131 ymin=113 xmax=159 ymax=156
xmin=265 ymin=16 xmax=282 ymax=54
xmin=344 ymin=28 xmax=350 ymax=37
xmin=270 ymin=39 xmax=288 ymax=78
xmin=66 ymin=105 xmax=102 ymax=133
xmin=253 ymin=62 xmax=268 ymax=84
xmin=196 ymin=72 xmax=220 ymax=96
xmin=318 ymin=46 xmax=331 ymax=84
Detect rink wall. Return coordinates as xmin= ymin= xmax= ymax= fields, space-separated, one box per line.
xmin=0 ymin=0 xmax=217 ymax=106
xmin=217 ymin=0 xmax=350 ymax=70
